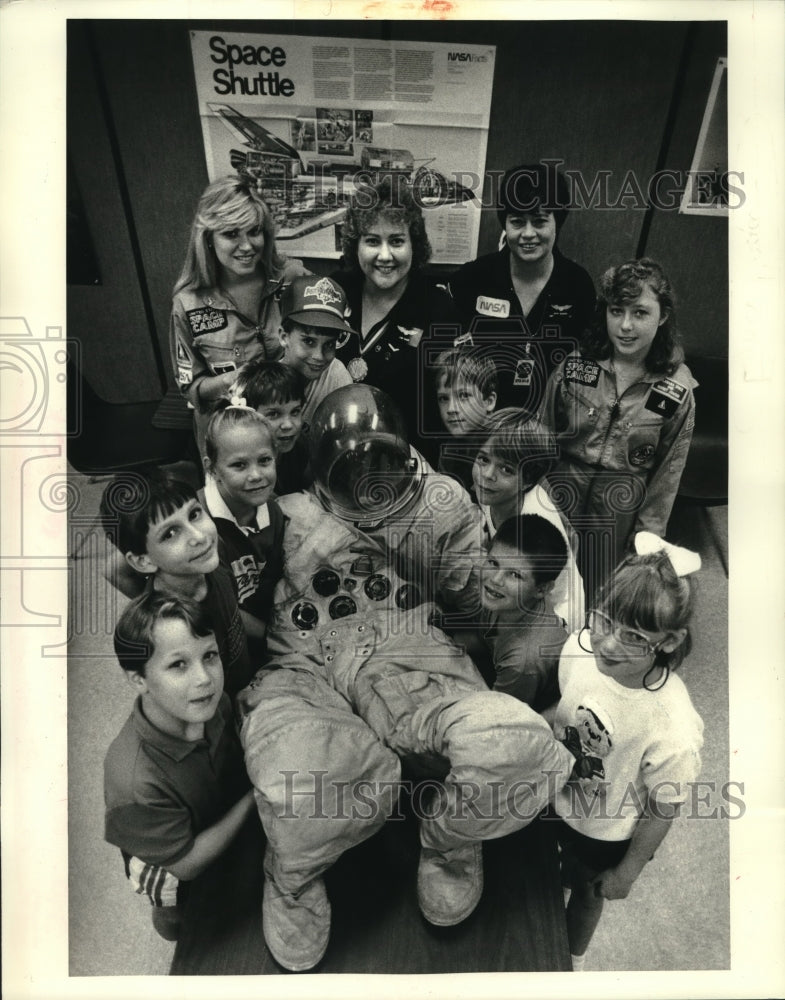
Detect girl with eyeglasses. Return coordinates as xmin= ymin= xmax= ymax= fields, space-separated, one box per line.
xmin=538 ymin=258 xmax=696 ymax=599
xmin=547 ymin=537 xmax=704 ymax=970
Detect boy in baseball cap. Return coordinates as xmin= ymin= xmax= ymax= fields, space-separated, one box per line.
xmin=278 ymin=275 xmax=358 ymax=424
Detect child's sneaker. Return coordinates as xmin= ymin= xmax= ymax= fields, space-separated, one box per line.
xmin=151 ymin=905 xmax=182 ymax=941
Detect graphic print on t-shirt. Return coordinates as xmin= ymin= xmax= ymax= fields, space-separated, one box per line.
xmin=567 ymin=701 xmax=614 ymax=801
xmin=231 ymin=553 xmax=264 ymax=605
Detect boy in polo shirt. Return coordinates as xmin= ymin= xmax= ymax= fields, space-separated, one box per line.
xmin=100 ymin=470 xmax=254 ymax=697
xmin=104 ymin=591 xmax=255 ymax=940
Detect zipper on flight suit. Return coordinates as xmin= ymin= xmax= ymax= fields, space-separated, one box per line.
xmin=584 ymin=368 xmax=648 ymax=516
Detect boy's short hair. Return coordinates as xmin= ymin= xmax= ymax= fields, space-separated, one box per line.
xmin=238 ymin=360 xmax=307 ymax=410
xmin=100 ymin=471 xmax=198 ymax=557
xmin=494 ymin=513 xmax=568 ymax=585
xmin=114 ymin=590 xmax=215 ymax=676
xmin=483 ymin=408 xmax=557 ymax=486
xmin=432 ymin=348 xmax=498 ymax=399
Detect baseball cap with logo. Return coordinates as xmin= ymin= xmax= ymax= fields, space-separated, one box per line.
xmin=280 ymin=276 xmax=358 ymax=337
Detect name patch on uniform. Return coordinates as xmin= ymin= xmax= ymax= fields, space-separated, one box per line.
xmin=187 ymin=306 xmax=228 ymax=335
xmin=513 ymin=358 xmax=535 ymax=386
xmin=564 ymin=358 xmax=601 ymax=387
xmin=475 ymin=295 xmax=510 ymax=318
xmin=644 ymin=378 xmax=688 ymax=418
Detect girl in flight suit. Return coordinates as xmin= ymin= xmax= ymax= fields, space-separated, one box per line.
xmin=538 ymin=258 xmax=696 ymax=599
xmin=169 ymin=175 xmax=309 ymax=454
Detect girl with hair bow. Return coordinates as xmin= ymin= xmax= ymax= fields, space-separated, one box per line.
xmin=547 ymin=533 xmax=704 ymax=970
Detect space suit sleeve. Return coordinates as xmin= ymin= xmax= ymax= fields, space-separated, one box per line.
xmin=634 ymin=388 xmax=696 ymax=538
xmin=429 ymin=486 xmax=485 ymax=616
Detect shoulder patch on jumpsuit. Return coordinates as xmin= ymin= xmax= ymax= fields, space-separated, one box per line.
xmin=644 ymin=377 xmax=689 ymax=418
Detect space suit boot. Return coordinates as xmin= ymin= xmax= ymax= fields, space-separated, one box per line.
xmin=416 ymin=842 xmax=484 ymax=927
xmin=262 ymin=850 xmax=331 ymax=972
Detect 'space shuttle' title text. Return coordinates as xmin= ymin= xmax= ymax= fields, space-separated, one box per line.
xmin=209 ymin=35 xmax=296 ymax=97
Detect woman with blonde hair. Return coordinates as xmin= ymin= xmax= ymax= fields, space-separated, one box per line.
xmin=169 ymin=175 xmax=308 ymax=452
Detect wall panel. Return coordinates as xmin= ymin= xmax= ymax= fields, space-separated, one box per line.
xmin=67 ymin=21 xmax=163 ymax=403
xmin=643 ymin=21 xmax=728 ymax=358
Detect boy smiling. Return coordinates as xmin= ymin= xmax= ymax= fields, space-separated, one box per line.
xmin=101 ymin=471 xmax=253 ymax=696
xmin=478 ymin=514 xmax=570 ymax=712
xmin=104 ymin=593 xmax=255 ymax=940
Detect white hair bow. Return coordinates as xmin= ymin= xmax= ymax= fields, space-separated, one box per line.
xmin=634 ymin=532 xmax=701 ymax=577
xmin=229 ymin=394 xmax=250 ymax=409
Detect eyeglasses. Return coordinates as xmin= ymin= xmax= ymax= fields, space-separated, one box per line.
xmin=584 ymin=609 xmax=665 ymax=657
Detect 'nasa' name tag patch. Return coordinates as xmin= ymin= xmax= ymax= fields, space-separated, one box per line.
xmin=564 ymin=358 xmax=600 ymax=387
xmin=644 ymin=378 xmax=688 ymax=418
xmin=475 ymin=295 xmax=510 ymax=318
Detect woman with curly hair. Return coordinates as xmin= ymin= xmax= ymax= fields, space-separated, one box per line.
xmin=169 ymin=175 xmax=309 ymax=453
xmin=538 ymin=258 xmax=696 ymax=597
xmin=330 ymin=177 xmax=460 ymax=461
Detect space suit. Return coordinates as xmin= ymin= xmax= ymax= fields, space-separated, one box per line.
xmin=236 ymin=385 xmax=576 ymax=971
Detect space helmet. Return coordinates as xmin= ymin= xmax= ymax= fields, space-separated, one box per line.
xmin=309 ymin=384 xmax=423 ymax=527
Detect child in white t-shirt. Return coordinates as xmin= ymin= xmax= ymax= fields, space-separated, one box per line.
xmin=549 ymin=534 xmax=704 ymax=970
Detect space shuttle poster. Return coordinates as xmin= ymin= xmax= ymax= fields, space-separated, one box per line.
xmin=189 ymin=30 xmax=496 ymax=262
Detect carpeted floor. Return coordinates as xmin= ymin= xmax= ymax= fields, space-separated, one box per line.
xmin=66 ymin=470 xmax=729 ymax=976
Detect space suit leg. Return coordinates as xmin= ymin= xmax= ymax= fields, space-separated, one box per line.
xmin=406 ymin=690 xmax=575 ymax=925
xmin=239 ymin=665 xmax=401 ymax=970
